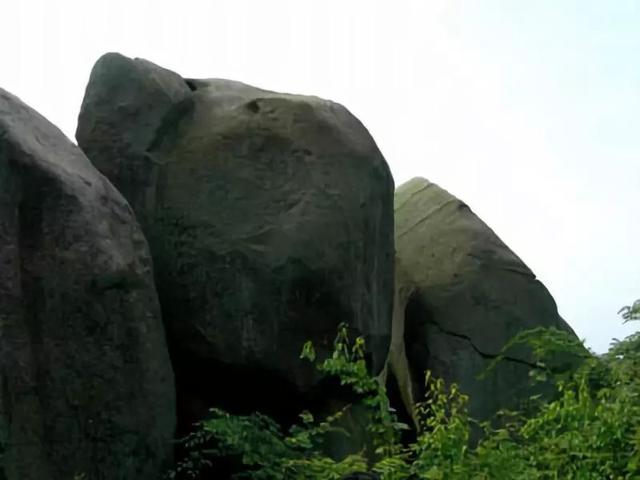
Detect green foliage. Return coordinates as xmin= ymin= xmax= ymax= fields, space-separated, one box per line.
xmin=168 ymin=406 xmax=367 ymax=479
xmin=482 ymin=326 xmax=590 ymax=383
xmin=619 ymin=299 xmax=640 ymax=322
xmin=171 ymin=303 xmax=640 ymax=479
xmin=168 ymin=324 xmax=395 ymax=480
xmin=302 ymin=325 xmax=410 ymax=459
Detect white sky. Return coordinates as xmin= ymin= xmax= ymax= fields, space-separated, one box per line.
xmin=1 ymin=0 xmax=638 ymax=352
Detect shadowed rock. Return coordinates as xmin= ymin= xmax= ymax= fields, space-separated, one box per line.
xmin=0 ymin=88 xmax=175 ymax=480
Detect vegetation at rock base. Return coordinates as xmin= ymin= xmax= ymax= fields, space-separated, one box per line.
xmin=170 ymin=300 xmax=640 ymax=479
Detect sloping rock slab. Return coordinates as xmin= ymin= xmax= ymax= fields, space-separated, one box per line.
xmin=391 ymin=177 xmax=579 ymax=421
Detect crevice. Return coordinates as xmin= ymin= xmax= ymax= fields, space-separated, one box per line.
xmin=145 ymin=96 xmax=195 ymax=154
xmin=403 ymin=289 xmax=542 ymax=372
xmin=403 ymin=292 xmax=431 ymax=402
xmin=384 ymin=285 xmax=421 ymax=436
xmin=385 ymin=370 xmax=416 ymax=444
xmin=424 ymin=318 xmax=542 ymax=370
xmin=184 ymin=79 xmax=198 ymax=91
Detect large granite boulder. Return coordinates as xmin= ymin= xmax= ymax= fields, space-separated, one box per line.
xmin=0 ymin=89 xmax=175 ymax=479
xmin=388 ymin=177 xmax=579 ymax=423
xmin=76 ymin=53 xmax=394 ymax=430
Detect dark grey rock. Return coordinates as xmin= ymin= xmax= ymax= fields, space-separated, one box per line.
xmin=76 ymin=53 xmax=394 ymax=434
xmin=0 ymin=88 xmax=175 ymax=480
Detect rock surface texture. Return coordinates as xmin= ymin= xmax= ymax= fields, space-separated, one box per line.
xmin=0 ymin=51 xmax=589 ymax=478
xmin=389 ymin=177 xmax=578 ymax=422
xmin=0 ymin=89 xmax=175 ymax=479
xmin=76 ymin=53 xmax=395 ymax=429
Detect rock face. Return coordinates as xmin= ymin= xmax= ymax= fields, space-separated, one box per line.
xmin=0 ymin=89 xmax=175 ymax=479
xmin=389 ymin=177 xmax=577 ymax=422
xmin=76 ymin=53 xmax=394 ymax=429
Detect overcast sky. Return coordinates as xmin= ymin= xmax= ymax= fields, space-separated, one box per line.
xmin=1 ymin=0 xmax=638 ymax=352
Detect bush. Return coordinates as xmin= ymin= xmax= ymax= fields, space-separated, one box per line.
xmin=170 ymin=301 xmax=640 ymax=479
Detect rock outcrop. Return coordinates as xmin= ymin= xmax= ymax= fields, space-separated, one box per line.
xmin=0 ymin=89 xmax=175 ymax=480
xmin=0 ymin=53 xmax=590 ymax=478
xmin=76 ymin=53 xmax=395 ymax=431
xmin=389 ymin=177 xmax=578 ymax=422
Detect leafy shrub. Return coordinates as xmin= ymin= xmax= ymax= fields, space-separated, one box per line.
xmin=170 ymin=301 xmax=640 ymax=479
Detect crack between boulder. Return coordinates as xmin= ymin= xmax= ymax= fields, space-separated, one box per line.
xmin=425 ymin=319 xmax=542 ymax=370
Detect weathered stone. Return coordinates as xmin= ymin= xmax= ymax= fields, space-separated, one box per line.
xmin=76 ymin=53 xmax=394 ymax=432
xmin=0 ymin=88 xmax=175 ymax=480
xmin=389 ymin=177 xmax=579 ymax=422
